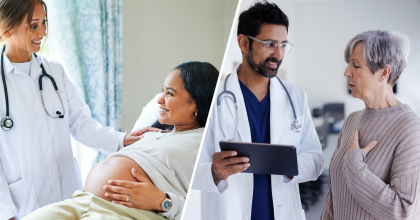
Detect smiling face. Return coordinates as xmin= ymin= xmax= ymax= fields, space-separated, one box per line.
xmin=157 ymin=69 xmax=199 ymax=131
xmin=244 ymin=24 xmax=288 ymax=78
xmin=344 ymin=43 xmax=381 ymax=99
xmin=6 ymin=3 xmax=47 ymax=57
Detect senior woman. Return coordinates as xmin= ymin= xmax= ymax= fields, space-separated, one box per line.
xmin=321 ymin=30 xmax=420 ymax=220
xmin=22 ymin=61 xmax=219 ymax=220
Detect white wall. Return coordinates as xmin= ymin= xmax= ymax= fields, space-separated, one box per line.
xmin=181 ymin=2 xmax=240 ymax=219
xmin=295 ymin=0 xmax=420 ymax=116
xmin=121 ymin=0 xmax=237 ymax=131
xmin=222 ymin=0 xmax=420 ymax=117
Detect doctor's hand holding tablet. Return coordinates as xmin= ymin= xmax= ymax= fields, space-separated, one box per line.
xmin=211 ymin=150 xmax=250 ymax=185
xmin=213 ymin=141 xmax=301 ymax=185
xmin=218 ymin=141 xmax=300 ymax=178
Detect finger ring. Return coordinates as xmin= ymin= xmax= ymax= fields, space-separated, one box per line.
xmin=126 ymin=195 xmax=129 ymax=202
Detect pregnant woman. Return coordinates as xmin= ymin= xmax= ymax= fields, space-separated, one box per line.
xmin=22 ymin=61 xmax=219 ymax=220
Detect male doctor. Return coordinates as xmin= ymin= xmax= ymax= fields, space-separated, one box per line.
xmin=192 ymin=1 xmax=323 ymax=220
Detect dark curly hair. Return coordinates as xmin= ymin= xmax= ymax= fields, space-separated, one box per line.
xmin=237 ymin=0 xmax=289 ymax=50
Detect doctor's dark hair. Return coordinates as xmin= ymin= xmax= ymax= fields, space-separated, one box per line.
xmin=176 ymin=61 xmax=219 ymax=127
xmin=0 ymin=0 xmax=48 ymax=51
xmin=237 ymin=0 xmax=289 ymax=51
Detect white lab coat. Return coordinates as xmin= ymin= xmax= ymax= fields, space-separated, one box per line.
xmin=192 ymin=65 xmax=324 ymax=220
xmin=0 ymin=53 xmax=125 ymax=220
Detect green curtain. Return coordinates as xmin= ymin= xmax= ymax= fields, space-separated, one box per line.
xmin=43 ymin=0 xmax=123 ymax=163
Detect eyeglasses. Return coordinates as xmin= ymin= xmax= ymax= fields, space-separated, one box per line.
xmin=247 ymin=35 xmax=294 ymax=54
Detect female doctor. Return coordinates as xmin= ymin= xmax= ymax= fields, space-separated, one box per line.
xmin=0 ymin=1 xmax=154 ymax=220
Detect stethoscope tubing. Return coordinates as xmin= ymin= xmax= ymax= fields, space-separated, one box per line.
xmin=217 ymin=73 xmax=301 ymax=140
xmin=275 ymin=76 xmax=297 ymax=121
xmin=33 ymin=53 xmax=65 ymax=119
xmin=1 ymin=47 xmax=10 ymax=118
xmin=217 ymin=75 xmax=239 ymax=141
xmin=1 ymin=46 xmax=65 ymax=131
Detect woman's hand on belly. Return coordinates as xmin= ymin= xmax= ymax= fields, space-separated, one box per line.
xmin=84 ymin=156 xmax=146 ymax=202
xmin=104 ymin=168 xmax=166 ymax=211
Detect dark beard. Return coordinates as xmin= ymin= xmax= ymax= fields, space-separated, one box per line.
xmin=246 ymin=51 xmax=282 ymax=78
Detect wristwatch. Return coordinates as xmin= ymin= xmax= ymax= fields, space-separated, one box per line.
xmin=160 ymin=193 xmax=172 ymax=212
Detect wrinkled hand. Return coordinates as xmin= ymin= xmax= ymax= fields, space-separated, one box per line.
xmin=346 ymin=130 xmax=377 ymax=154
xmin=104 ymin=168 xmax=166 ymax=211
xmin=124 ymin=127 xmax=162 ymax=146
xmin=212 ymin=151 xmax=250 ymax=185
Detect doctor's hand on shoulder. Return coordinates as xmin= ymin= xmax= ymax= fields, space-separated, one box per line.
xmin=123 ymin=127 xmax=162 ymax=147
xmin=212 ymin=151 xmax=250 ymax=185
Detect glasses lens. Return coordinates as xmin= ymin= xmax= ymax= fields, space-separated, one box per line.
xmin=284 ymin=43 xmax=293 ymax=54
xmin=261 ymin=40 xmax=294 ymax=54
xmin=264 ymin=42 xmax=277 ymax=52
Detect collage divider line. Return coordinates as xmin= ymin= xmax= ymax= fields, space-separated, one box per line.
xmin=180 ymin=0 xmax=244 ymax=219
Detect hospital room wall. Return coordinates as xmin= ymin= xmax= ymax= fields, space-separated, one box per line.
xmin=121 ymin=0 xmax=238 ymax=132
xmin=222 ymin=0 xmax=420 ymax=118
xmin=295 ymin=0 xmax=420 ymax=117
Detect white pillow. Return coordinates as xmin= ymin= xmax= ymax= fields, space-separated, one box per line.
xmin=131 ymin=93 xmax=162 ymax=132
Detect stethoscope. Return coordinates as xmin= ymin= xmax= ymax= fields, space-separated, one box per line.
xmin=217 ymin=74 xmax=302 ymax=141
xmin=1 ymin=46 xmax=65 ymax=131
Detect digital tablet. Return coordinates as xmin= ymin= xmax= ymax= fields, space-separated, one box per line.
xmin=219 ymin=141 xmax=298 ymax=176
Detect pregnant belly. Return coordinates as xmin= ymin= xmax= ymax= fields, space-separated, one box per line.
xmin=84 ymin=156 xmax=151 ymax=202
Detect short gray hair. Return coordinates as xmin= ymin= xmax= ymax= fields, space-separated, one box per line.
xmin=344 ymin=30 xmax=411 ymax=85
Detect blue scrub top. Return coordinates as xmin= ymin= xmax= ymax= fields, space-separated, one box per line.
xmin=239 ymin=79 xmax=274 ymax=220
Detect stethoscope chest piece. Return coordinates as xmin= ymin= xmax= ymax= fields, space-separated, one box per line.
xmin=0 ymin=46 xmax=66 ymax=132
xmin=1 ymin=116 xmax=13 ymax=131
xmin=291 ymin=119 xmax=302 ymax=132
xmin=220 ymin=74 xmax=303 ymax=137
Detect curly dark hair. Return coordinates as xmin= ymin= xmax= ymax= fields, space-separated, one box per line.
xmin=237 ymin=0 xmax=289 ymax=50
